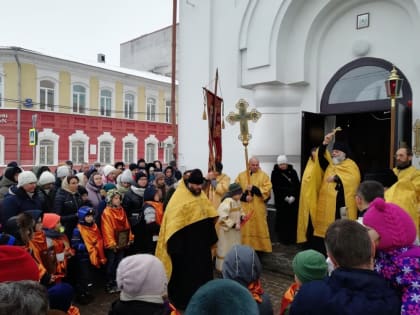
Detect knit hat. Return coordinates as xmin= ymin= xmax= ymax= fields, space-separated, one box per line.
xmin=116 ymin=254 xmax=168 ymax=300
xmin=292 ymin=250 xmax=327 ymax=284
xmin=228 ymin=183 xmax=242 ymax=196
xmin=103 ymin=165 xmax=116 ymax=177
xmin=42 ymin=213 xmax=61 ymax=230
xmin=135 ymin=171 xmax=148 ymax=183
xmin=120 ymin=169 xmax=134 ymax=184
xmin=17 ymin=171 xmax=38 ymax=187
xmin=4 ymin=166 xmax=22 ymax=182
xmin=184 ymin=279 xmax=259 ymax=315
xmin=48 ymin=283 xmax=74 ymax=312
xmin=222 ymin=245 xmax=261 ymax=286
xmin=56 ymin=165 xmax=70 ymax=178
xmin=77 ymin=185 xmax=88 ymax=196
xmin=106 ymin=189 xmax=122 ymax=204
xmin=154 ymin=172 xmax=165 ymax=181
xmin=277 ymin=155 xmax=288 ymax=165
xmin=0 ymin=245 xmax=39 ymax=281
xmin=188 ymin=169 xmax=204 ymax=185
xmin=332 ymin=142 xmax=349 ymax=155
xmin=363 ymin=198 xmax=416 ymax=250
xmin=144 ymin=186 xmax=158 ymax=202
xmin=38 ymin=171 xmax=56 ymax=186
xmin=103 ymin=183 xmax=117 ymax=192
xmin=77 ymin=206 xmax=95 ymax=223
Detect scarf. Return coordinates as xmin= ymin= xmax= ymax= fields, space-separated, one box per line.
xmin=247 ymin=279 xmax=264 ymax=303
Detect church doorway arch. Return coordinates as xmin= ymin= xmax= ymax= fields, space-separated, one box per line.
xmin=301 ymin=57 xmax=412 ymax=177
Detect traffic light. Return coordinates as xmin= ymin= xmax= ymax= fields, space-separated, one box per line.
xmin=29 ymin=128 xmax=37 ymax=146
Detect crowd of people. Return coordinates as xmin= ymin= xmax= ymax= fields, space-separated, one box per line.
xmin=1 ymin=126 xmax=420 ymax=314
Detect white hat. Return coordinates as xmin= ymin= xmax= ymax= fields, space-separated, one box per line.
xmin=116 ymin=254 xmax=167 ymax=300
xmin=17 ymin=171 xmax=37 ymax=187
xmin=103 ymin=165 xmax=116 ymax=177
xmin=56 ymin=165 xmax=70 ymax=178
xmin=38 ymin=171 xmax=56 ymax=186
xmin=277 ymin=155 xmax=288 ymax=165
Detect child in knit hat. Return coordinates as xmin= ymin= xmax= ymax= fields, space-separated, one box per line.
xmin=42 ymin=213 xmax=75 ymax=276
xmin=215 ymin=183 xmax=246 ymax=272
xmin=280 ymin=249 xmax=327 ymax=315
xmin=363 ymin=197 xmax=420 ymax=315
xmin=102 ymin=190 xmax=134 ymax=293
xmin=71 ymin=206 xmax=106 ymax=304
xmin=109 ymin=254 xmax=179 ymax=314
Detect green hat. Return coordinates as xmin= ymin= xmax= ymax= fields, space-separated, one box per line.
xmin=292 ymin=249 xmax=327 ymax=284
xmin=228 ymin=183 xmax=242 ymax=195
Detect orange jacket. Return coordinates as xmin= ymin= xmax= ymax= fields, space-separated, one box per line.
xmin=77 ymin=223 xmax=107 ymax=268
xmin=101 ymin=206 xmax=134 ymax=249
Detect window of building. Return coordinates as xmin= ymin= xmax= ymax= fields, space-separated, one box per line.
xmin=124 ymin=93 xmax=135 ymax=119
xmin=165 ymin=99 xmax=171 ymax=123
xmin=146 ymin=97 xmax=156 ymax=121
xmin=164 ymin=143 xmax=174 ymax=164
xmin=144 ymin=134 xmax=159 ymax=162
xmin=69 ymin=130 xmax=89 ymax=164
xmin=146 ymin=143 xmax=155 ymax=162
xmin=36 ymin=128 xmax=59 ymax=165
xmin=100 ymin=89 xmax=112 ymax=117
xmin=98 ymin=132 xmax=115 ymax=164
xmin=39 ymin=140 xmax=54 ymax=165
xmin=124 ymin=142 xmax=135 ymax=163
xmin=123 ymin=133 xmax=137 ymax=164
xmin=73 ymin=85 xmax=86 ymax=114
xmin=40 ymin=80 xmax=55 ymax=111
xmin=99 ymin=141 xmax=112 ymax=164
xmin=71 ymin=141 xmax=85 ymax=164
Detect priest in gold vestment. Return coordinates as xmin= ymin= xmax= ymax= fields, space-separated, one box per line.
xmin=385 ymin=147 xmax=420 ymax=234
xmin=313 ymin=132 xmax=361 ymax=238
xmin=296 ymin=148 xmax=324 ymax=244
xmin=235 ymin=157 xmax=272 ymax=253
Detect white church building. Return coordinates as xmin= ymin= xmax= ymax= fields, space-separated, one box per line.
xmin=176 ymin=0 xmax=420 ymax=179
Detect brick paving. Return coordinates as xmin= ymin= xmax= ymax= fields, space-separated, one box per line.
xmin=76 ymin=243 xmax=300 ymax=314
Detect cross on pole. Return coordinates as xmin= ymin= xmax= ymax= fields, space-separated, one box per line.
xmin=226 ymin=99 xmax=261 ymax=184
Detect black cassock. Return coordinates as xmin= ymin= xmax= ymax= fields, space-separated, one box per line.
xmin=167 ymin=217 xmax=218 ymax=310
xmin=271 ymin=164 xmax=301 ymax=245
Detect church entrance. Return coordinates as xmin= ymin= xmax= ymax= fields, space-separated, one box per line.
xmin=301 ymin=57 xmax=412 ymax=178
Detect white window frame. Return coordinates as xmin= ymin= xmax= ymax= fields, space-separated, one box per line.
xmin=69 ymin=130 xmax=89 ymax=164
xmin=39 ymin=78 xmax=56 ymax=111
xmin=122 ymin=133 xmax=138 ymax=163
xmin=36 ymin=128 xmax=59 ymax=166
xmin=144 ymin=134 xmax=159 ymax=162
xmin=0 ymin=135 xmax=4 ymax=165
xmin=99 ymin=87 xmax=114 ymax=117
xmin=124 ymin=92 xmax=135 ymax=119
xmin=162 ymin=136 xmax=175 ymax=164
xmin=72 ymin=83 xmax=88 ymax=114
xmin=165 ymin=98 xmax=171 ymax=123
xmin=146 ymin=95 xmax=157 ymax=121
xmin=98 ymin=132 xmax=115 ymax=164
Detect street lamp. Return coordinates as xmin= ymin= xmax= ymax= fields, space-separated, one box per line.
xmin=385 ymin=66 xmax=403 ymax=168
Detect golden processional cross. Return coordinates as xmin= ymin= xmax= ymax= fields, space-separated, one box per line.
xmin=226 ymin=99 xmax=261 ymax=184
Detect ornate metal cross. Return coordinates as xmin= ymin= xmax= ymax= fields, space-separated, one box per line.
xmin=226 ymin=99 xmax=261 ymax=147
xmin=226 ymin=99 xmax=261 ymax=184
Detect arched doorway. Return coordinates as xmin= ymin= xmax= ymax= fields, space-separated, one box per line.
xmin=301 ymin=57 xmax=412 ymax=177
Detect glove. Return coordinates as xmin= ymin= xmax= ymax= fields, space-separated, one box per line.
xmin=284 ymin=196 xmax=290 ymax=203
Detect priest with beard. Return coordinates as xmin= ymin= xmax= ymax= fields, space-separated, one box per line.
xmin=384 ymin=147 xmax=420 ymax=234
xmin=155 ymin=168 xmax=218 ymax=310
xmin=312 ymin=131 xmax=360 ymax=246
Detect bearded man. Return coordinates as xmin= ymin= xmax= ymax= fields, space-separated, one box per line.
xmin=385 ymin=147 xmax=420 ymax=233
xmin=155 ymin=168 xmax=218 ymax=310
xmin=313 ymin=132 xmax=360 ymax=240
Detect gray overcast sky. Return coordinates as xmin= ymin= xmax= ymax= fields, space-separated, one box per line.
xmin=0 ymin=0 xmax=176 ymax=66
